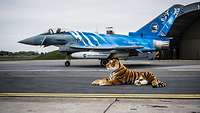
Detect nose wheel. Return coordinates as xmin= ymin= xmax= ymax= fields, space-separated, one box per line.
xmin=100 ymin=59 xmax=108 ymax=67
xmin=65 ymin=61 xmax=70 ymax=67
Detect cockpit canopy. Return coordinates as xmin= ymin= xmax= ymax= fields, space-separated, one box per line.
xmin=41 ymin=28 xmax=69 ymax=35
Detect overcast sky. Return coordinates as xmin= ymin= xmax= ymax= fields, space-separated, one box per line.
xmin=0 ymin=0 xmax=198 ymax=52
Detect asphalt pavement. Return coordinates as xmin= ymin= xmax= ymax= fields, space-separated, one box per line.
xmin=0 ymin=60 xmax=200 ymax=94
xmin=0 ymin=60 xmax=200 ymax=113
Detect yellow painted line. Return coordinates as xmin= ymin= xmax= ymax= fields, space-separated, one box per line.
xmin=0 ymin=93 xmax=200 ymax=99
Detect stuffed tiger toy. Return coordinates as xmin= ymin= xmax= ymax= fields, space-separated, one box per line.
xmin=91 ymin=58 xmax=166 ymax=88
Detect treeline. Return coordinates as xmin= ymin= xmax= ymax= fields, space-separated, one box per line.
xmin=0 ymin=51 xmax=41 ymax=56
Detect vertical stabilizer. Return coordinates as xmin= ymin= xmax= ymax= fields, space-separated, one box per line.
xmin=130 ymin=4 xmax=184 ymax=37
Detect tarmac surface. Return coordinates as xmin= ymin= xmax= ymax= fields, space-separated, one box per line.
xmin=0 ymin=60 xmax=200 ymax=113
xmin=0 ymin=60 xmax=200 ymax=94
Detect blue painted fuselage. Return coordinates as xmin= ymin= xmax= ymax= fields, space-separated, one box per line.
xmin=65 ymin=31 xmax=169 ymax=52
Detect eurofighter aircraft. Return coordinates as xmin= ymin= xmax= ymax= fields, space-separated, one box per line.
xmin=19 ymin=5 xmax=182 ymax=67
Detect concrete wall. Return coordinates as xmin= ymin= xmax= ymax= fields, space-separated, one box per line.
xmin=179 ymin=19 xmax=200 ymax=59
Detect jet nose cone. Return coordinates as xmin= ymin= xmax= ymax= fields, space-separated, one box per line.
xmin=18 ymin=35 xmax=44 ymax=45
xmin=18 ymin=38 xmax=33 ymax=45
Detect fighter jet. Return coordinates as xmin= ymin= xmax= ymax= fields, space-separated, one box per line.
xmin=19 ymin=4 xmax=183 ymax=67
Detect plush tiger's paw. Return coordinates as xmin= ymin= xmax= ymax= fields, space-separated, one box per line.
xmin=152 ymin=84 xmax=158 ymax=88
xmin=98 ymin=81 xmax=112 ymax=86
xmin=91 ymin=78 xmax=109 ymax=86
xmin=91 ymin=80 xmax=100 ymax=85
xmin=151 ymin=80 xmax=158 ymax=88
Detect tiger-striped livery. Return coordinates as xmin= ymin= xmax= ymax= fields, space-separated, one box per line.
xmin=91 ymin=58 xmax=166 ymax=88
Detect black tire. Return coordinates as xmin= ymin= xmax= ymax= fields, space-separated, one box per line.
xmin=100 ymin=59 xmax=108 ymax=66
xmin=65 ymin=61 xmax=70 ymax=67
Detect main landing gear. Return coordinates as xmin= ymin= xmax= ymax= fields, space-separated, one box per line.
xmin=100 ymin=59 xmax=108 ymax=67
xmin=65 ymin=60 xmax=70 ymax=67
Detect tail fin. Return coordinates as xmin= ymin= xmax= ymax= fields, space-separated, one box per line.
xmin=131 ymin=4 xmax=183 ymax=37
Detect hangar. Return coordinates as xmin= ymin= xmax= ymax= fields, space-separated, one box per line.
xmin=167 ymin=2 xmax=200 ymax=59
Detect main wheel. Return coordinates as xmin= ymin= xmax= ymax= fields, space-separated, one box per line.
xmin=100 ymin=59 xmax=108 ymax=67
xmin=65 ymin=61 xmax=70 ymax=67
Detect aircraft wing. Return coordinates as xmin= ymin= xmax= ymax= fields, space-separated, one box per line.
xmin=70 ymin=45 xmax=144 ymax=50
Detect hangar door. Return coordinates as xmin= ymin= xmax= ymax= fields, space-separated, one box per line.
xmin=179 ymin=19 xmax=200 ymax=59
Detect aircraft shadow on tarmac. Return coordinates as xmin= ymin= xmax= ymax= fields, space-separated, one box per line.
xmin=69 ymin=64 xmax=175 ymax=69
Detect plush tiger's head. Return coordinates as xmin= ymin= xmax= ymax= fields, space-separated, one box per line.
xmin=106 ymin=58 xmax=122 ymax=72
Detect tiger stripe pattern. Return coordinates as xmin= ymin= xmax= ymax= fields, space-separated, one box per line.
xmin=91 ymin=58 xmax=166 ymax=88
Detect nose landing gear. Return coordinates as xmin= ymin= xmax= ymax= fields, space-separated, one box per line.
xmin=65 ymin=55 xmax=71 ymax=67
